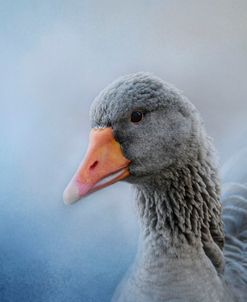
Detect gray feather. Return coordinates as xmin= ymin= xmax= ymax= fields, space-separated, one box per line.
xmin=88 ymin=72 xmax=247 ymax=301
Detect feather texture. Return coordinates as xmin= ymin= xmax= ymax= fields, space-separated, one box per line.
xmin=86 ymin=72 xmax=247 ymax=301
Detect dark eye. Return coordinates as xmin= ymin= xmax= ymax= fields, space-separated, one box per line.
xmin=131 ymin=111 xmax=143 ymax=123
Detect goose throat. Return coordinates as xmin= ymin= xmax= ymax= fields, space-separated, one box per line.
xmin=135 ymin=159 xmax=225 ymax=272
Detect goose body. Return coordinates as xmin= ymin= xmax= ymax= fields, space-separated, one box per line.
xmin=63 ymin=72 xmax=247 ymax=301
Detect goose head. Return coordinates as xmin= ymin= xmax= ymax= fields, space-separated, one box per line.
xmin=63 ymin=72 xmax=211 ymax=205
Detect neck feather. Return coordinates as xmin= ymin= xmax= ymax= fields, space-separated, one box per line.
xmin=135 ymin=158 xmax=225 ymax=272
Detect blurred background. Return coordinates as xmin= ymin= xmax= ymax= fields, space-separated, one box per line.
xmin=1 ymin=1 xmax=247 ymax=301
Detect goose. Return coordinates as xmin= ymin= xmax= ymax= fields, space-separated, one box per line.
xmin=63 ymin=72 xmax=247 ymax=302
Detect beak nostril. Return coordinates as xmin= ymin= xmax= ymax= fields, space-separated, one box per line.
xmin=89 ymin=160 xmax=99 ymax=170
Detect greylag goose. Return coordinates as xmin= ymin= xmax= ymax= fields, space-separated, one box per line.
xmin=63 ymin=72 xmax=247 ymax=302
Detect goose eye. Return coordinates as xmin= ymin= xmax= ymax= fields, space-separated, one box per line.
xmin=131 ymin=111 xmax=143 ymax=123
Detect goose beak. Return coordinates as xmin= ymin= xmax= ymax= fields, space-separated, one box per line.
xmin=63 ymin=127 xmax=131 ymax=204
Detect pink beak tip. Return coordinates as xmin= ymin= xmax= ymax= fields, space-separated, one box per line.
xmin=63 ymin=181 xmax=80 ymax=205
xmin=63 ymin=180 xmax=93 ymax=205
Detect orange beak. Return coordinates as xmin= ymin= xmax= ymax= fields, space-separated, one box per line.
xmin=63 ymin=127 xmax=131 ymax=204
